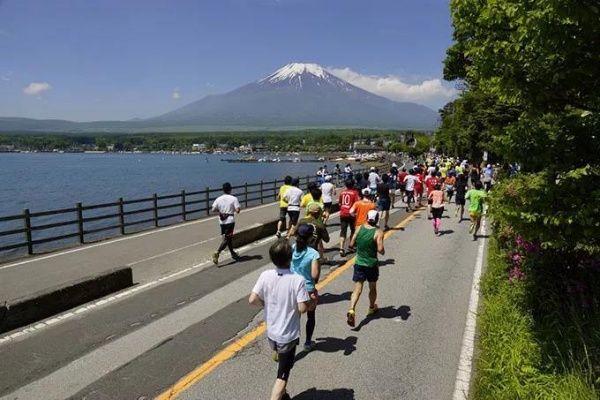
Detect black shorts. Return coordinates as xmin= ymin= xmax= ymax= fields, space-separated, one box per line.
xmin=323 ymin=202 xmax=332 ymax=211
xmin=279 ymin=207 xmax=288 ymax=222
xmin=220 ymin=223 xmax=235 ymax=237
xmin=352 ymin=264 xmax=379 ymax=283
xmin=340 ymin=215 xmax=355 ymax=239
xmin=405 ymin=190 xmax=414 ymax=201
xmin=288 ymin=210 xmax=300 ymax=225
xmin=455 ymin=198 xmax=466 ymax=206
xmin=432 ymin=207 xmax=444 ymax=219
xmin=268 ymin=338 xmax=299 ymax=381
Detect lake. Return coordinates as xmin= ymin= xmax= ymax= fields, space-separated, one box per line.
xmin=0 ymin=152 xmax=354 ymax=217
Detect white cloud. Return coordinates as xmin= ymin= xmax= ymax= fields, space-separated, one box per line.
xmin=23 ymin=82 xmax=51 ymax=95
xmin=328 ymin=67 xmax=457 ymax=109
xmin=172 ymin=87 xmax=181 ymax=100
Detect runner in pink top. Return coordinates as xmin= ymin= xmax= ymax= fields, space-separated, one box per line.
xmin=427 ymin=183 xmax=446 ymax=236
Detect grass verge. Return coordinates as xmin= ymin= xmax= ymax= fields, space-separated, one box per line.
xmin=473 ymin=237 xmax=599 ymax=399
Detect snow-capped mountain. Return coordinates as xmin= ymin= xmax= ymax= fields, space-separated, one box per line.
xmin=150 ymin=63 xmax=439 ymax=129
xmin=0 ymin=63 xmax=439 ymax=132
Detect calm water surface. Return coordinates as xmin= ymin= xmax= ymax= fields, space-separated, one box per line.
xmin=0 ymin=153 xmax=349 ymax=216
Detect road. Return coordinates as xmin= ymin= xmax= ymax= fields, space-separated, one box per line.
xmin=0 ymin=201 xmax=488 ymax=400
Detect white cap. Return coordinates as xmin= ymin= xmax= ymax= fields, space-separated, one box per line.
xmin=367 ymin=210 xmax=379 ymax=222
xmin=325 ymin=175 xmax=332 ymax=181
xmin=362 ymin=188 xmax=371 ymax=195
xmin=370 ymin=166 xmax=376 ymax=171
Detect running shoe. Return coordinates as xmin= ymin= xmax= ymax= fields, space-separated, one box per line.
xmin=232 ymin=252 xmax=241 ymax=261
xmin=469 ymin=223 xmax=475 ymax=234
xmin=340 ymin=248 xmax=346 ymax=257
xmin=276 ymin=231 xmax=281 ymax=238
xmin=211 ymin=251 xmax=219 ymax=265
xmin=454 ymin=208 xmax=459 ymax=218
xmin=384 ymin=225 xmax=390 ymax=231
xmin=367 ymin=304 xmax=379 ymax=316
xmin=346 ymin=310 xmax=356 ymax=327
xmin=272 ymin=350 xmax=279 ymax=362
xmin=304 ymin=341 xmax=316 ymax=352
xmin=473 ymin=234 xmax=478 ymax=241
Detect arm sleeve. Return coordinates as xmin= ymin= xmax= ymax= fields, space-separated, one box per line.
xmin=252 ymin=275 xmax=264 ymax=299
xmin=297 ymin=279 xmax=310 ymax=303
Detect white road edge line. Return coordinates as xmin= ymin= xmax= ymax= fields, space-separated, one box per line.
xmin=0 ymin=202 xmax=276 ymax=271
xmin=0 ymin=232 xmax=283 ymax=347
xmin=453 ymin=218 xmax=487 ymax=400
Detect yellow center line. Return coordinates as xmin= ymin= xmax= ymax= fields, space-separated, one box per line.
xmin=156 ymin=208 xmax=423 ymax=400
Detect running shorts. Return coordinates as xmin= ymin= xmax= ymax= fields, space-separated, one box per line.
xmin=455 ymin=198 xmax=466 ymax=206
xmin=377 ymin=198 xmax=391 ymax=211
xmin=279 ymin=207 xmax=288 ymax=223
xmin=323 ymin=202 xmax=332 ymax=211
xmin=220 ymin=223 xmax=235 ymax=237
xmin=288 ymin=210 xmax=300 ymax=226
xmin=268 ymin=338 xmax=299 ymax=381
xmin=340 ymin=215 xmax=355 ymax=239
xmin=432 ymin=207 xmax=444 ymax=219
xmin=352 ymin=264 xmax=379 ymax=283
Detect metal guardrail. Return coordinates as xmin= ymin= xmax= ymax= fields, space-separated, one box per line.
xmin=0 ymin=169 xmax=368 ymax=258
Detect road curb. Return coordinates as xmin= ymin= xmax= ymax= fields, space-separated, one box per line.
xmin=0 ymin=267 xmax=133 ymax=335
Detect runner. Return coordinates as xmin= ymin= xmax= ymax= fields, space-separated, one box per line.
xmin=283 ymin=178 xmax=303 ymax=237
xmin=482 ymin=164 xmax=494 ymax=192
xmin=249 ymin=241 xmax=310 ymax=400
xmin=444 ymin=172 xmax=456 ymax=203
xmin=346 ymin=210 xmax=385 ymax=327
xmin=338 ymin=179 xmax=359 ymax=257
xmin=415 ymin=168 xmax=426 ymax=208
xmin=466 ymin=181 xmax=487 ymax=240
xmin=403 ymin=169 xmax=420 ymax=212
xmin=389 ymin=163 xmax=399 ymax=207
xmin=276 ymin=176 xmax=293 ymax=238
xmin=211 ymin=182 xmax=241 ymax=265
xmin=290 ymin=224 xmax=321 ymax=352
xmin=319 ymin=175 xmax=335 ymax=225
xmin=350 ymin=188 xmax=377 ymax=229
xmin=367 ymin=167 xmax=380 ymax=199
xmin=300 ymin=182 xmax=321 ymax=217
xmin=294 ymin=203 xmax=330 ymax=263
xmin=428 ymin=183 xmax=445 ymax=236
xmin=397 ymin=167 xmax=408 ymax=203
xmin=454 ymin=173 xmax=468 ymax=221
xmin=376 ymin=173 xmax=392 ymax=231
xmin=425 ymin=171 xmax=442 ymax=219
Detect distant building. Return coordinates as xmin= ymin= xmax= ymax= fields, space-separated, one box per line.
xmin=192 ymin=143 xmax=206 ymax=151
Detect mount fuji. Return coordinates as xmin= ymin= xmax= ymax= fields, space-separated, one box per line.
xmin=0 ymin=63 xmax=439 ymax=132
xmin=150 ymin=63 xmax=438 ymax=130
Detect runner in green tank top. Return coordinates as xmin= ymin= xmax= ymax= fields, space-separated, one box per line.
xmin=346 ymin=210 xmax=385 ymax=327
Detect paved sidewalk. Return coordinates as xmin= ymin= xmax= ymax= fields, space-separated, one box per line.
xmin=160 ymin=208 xmax=488 ymax=400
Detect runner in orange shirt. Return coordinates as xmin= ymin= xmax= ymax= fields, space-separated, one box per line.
xmin=350 ymin=188 xmax=377 ymax=229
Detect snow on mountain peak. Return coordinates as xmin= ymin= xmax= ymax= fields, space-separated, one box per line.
xmin=259 ymin=63 xmax=329 ymax=84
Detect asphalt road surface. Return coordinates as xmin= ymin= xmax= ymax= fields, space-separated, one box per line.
xmin=0 ymin=201 xmax=488 ymax=400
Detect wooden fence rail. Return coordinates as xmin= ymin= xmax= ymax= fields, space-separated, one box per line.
xmin=0 ymin=170 xmax=366 ymax=257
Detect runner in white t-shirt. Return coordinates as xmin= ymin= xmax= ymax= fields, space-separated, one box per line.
xmin=319 ymin=176 xmax=335 ymax=225
xmin=249 ymin=241 xmax=310 ymax=400
xmin=211 ymin=182 xmax=241 ymax=265
xmin=283 ymin=177 xmax=304 ymax=237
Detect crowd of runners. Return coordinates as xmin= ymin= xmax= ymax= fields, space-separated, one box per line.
xmin=209 ymin=156 xmax=493 ymax=400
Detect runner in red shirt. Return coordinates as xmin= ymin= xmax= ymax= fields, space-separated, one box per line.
xmin=338 ymin=179 xmax=360 ymax=257
xmin=397 ymin=168 xmax=408 ymax=203
xmin=424 ymin=172 xmax=442 ymax=219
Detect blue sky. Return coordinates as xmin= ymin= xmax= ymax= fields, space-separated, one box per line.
xmin=0 ymin=0 xmax=455 ymax=121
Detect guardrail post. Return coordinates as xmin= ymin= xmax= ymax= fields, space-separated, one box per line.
xmin=76 ymin=202 xmax=84 ymax=244
xmin=118 ymin=197 xmax=125 ymax=235
xmin=153 ymin=193 xmax=159 ymax=227
xmin=260 ymin=180 xmax=264 ymax=204
xmin=181 ymin=190 xmax=187 ymax=221
xmin=274 ymin=179 xmax=278 ymax=201
xmin=23 ymin=208 xmax=33 ymax=255
xmin=244 ymin=182 xmax=248 ymax=207
xmin=205 ymin=186 xmax=210 ymax=216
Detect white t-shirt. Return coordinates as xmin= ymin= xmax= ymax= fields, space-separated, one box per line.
xmin=252 ymin=268 xmax=310 ymax=344
xmin=368 ymin=172 xmax=380 ymax=189
xmin=212 ymin=194 xmax=240 ymax=225
xmin=284 ymin=186 xmax=303 ymax=212
xmin=320 ymin=182 xmax=334 ymax=203
xmin=404 ymin=175 xmax=420 ymax=191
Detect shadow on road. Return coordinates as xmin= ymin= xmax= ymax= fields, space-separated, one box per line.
xmin=295 ymin=336 xmax=357 ymax=362
xmin=318 ymin=291 xmax=351 ymax=304
xmin=379 ymin=258 xmax=395 ymax=267
xmin=438 ymin=229 xmax=454 ymax=236
xmin=292 ymin=387 xmax=356 ymax=399
xmin=218 ymin=254 xmax=263 ymax=267
xmin=352 ymin=305 xmax=412 ymax=331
